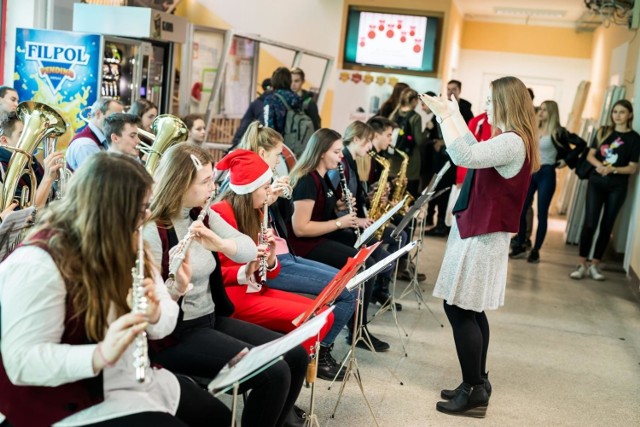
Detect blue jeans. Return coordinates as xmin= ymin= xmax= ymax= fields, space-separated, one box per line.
xmin=517 ymin=164 xmax=556 ymax=250
xmin=268 ymin=253 xmax=356 ymax=345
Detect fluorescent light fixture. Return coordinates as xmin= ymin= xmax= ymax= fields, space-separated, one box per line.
xmin=494 ymin=7 xmax=567 ymax=18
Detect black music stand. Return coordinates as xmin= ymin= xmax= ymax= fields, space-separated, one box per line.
xmin=208 ymin=308 xmax=334 ymax=427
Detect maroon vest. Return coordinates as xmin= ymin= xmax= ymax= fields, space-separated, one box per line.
xmin=453 ymin=156 xmax=531 ymax=239
xmin=0 ymin=232 xmax=104 ymax=427
xmin=66 ymin=125 xmax=104 ymax=171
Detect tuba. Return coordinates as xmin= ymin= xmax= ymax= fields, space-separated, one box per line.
xmin=43 ymin=137 xmax=72 ymax=200
xmin=137 ymin=114 xmax=188 ymax=175
xmin=1 ymin=102 xmax=67 ymax=209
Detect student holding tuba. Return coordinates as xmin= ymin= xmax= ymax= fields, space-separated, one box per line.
xmin=0 ymin=152 xmax=231 ymax=427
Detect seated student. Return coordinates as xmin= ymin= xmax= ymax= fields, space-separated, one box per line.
xmin=66 ymin=97 xmax=125 ymax=171
xmin=183 ymin=114 xmax=207 ymax=146
xmin=128 ymin=99 xmax=158 ymax=133
xmin=0 ymin=111 xmax=63 ymax=210
xmin=211 ymin=149 xmax=342 ymax=380
xmin=236 ymin=122 xmax=356 ymax=380
xmin=288 ymin=128 xmax=390 ymax=352
xmin=105 ymin=113 xmax=143 ymax=158
xmin=144 ymin=143 xmax=308 ymax=427
xmin=0 ymin=152 xmax=231 ymax=427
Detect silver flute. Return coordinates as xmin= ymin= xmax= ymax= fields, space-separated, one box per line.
xmin=168 ymin=190 xmax=216 ymax=280
xmin=271 ymin=168 xmax=292 ymax=199
xmin=336 ymin=162 xmax=360 ymax=241
xmin=258 ymin=200 xmax=269 ymax=285
xmin=131 ymin=226 xmax=149 ymax=383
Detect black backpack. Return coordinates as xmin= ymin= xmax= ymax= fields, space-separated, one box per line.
xmin=392 ymin=110 xmax=417 ymax=155
xmin=274 ymin=93 xmax=314 ymax=157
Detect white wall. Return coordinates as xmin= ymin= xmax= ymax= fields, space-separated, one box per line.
xmin=454 ymin=49 xmax=592 ymax=122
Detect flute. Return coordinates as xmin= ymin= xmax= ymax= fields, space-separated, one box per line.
xmin=131 ymin=226 xmax=149 ymax=382
xmin=168 ymin=190 xmax=216 ymax=280
xmin=336 ymin=162 xmax=360 ymax=241
xmin=258 ymin=200 xmax=269 ymax=285
xmin=271 ymin=168 xmax=292 ymax=199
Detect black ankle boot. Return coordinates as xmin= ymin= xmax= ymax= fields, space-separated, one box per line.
xmin=436 ymin=383 xmax=489 ymax=417
xmin=371 ymin=277 xmax=402 ymax=311
xmin=441 ymin=373 xmax=492 ymax=400
xmin=316 ymin=345 xmax=345 ymax=381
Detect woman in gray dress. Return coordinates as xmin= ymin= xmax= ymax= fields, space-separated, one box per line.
xmin=421 ymin=77 xmax=539 ymax=417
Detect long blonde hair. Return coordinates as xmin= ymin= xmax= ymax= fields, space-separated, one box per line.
xmin=150 ymin=143 xmax=213 ymax=226
xmin=289 ymin=128 xmax=342 ymax=188
xmin=238 ymin=121 xmax=283 ymax=152
xmin=539 ymin=100 xmax=561 ymax=138
xmin=343 ymin=120 xmax=374 ymax=146
xmin=491 ymin=76 xmax=540 ymax=173
xmin=26 ymin=153 xmax=154 ymax=342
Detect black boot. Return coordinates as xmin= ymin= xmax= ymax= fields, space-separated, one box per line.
xmin=345 ymin=326 xmax=391 ymax=352
xmin=371 ymin=276 xmax=402 ymax=311
xmin=316 ymin=345 xmax=346 ymax=381
xmin=441 ymin=373 xmax=492 ymax=400
xmin=282 ymin=405 xmax=306 ymax=427
xmin=436 ymin=383 xmax=489 ymax=418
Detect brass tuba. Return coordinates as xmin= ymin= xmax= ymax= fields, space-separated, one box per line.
xmin=137 ymin=114 xmax=188 ymax=175
xmin=1 ymin=102 xmax=67 ymax=209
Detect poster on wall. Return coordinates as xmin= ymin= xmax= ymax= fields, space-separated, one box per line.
xmin=330 ymin=69 xmax=441 ymax=134
xmin=14 ymin=28 xmax=101 ymax=147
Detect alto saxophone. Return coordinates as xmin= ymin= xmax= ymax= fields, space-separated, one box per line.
xmin=367 ymin=151 xmax=390 ymax=221
xmin=168 ymin=190 xmax=216 ymax=280
xmin=131 ymin=226 xmax=149 ymax=383
xmin=391 ymin=149 xmax=414 ymax=214
xmin=258 ymin=200 xmax=269 ymax=285
xmin=336 ymin=162 xmax=360 ymax=241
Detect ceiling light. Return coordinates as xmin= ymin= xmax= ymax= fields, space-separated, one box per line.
xmin=494 ymin=7 xmax=567 ymax=18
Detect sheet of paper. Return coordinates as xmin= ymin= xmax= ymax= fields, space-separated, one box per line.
xmin=355 ymin=195 xmax=406 ymax=248
xmin=346 ymin=241 xmax=418 ymax=291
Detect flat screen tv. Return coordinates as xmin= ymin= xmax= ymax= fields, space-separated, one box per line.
xmin=342 ymin=6 xmax=442 ymax=76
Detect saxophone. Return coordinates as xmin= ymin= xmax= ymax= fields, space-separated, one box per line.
xmin=258 ymin=200 xmax=269 ymax=285
xmin=367 ymin=151 xmax=390 ymax=221
xmin=131 ymin=226 xmax=149 ymax=382
xmin=391 ymin=149 xmax=414 ymax=214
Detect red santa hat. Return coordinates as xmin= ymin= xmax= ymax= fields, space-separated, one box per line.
xmin=214 ymin=149 xmax=272 ymax=195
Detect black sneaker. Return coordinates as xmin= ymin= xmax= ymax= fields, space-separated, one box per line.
xmin=527 ymin=249 xmax=540 ymax=264
xmin=509 ymin=245 xmax=526 ymax=259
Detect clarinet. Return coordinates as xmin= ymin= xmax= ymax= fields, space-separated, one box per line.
xmin=258 ymin=200 xmax=269 ymax=285
xmin=168 ymin=190 xmax=216 ymax=280
xmin=131 ymin=226 xmax=149 ymax=382
xmin=336 ymin=162 xmax=360 ymax=241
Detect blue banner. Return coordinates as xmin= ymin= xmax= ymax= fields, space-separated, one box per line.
xmin=14 ymin=28 xmax=101 ymax=146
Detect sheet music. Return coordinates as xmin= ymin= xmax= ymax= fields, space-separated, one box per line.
xmin=346 ymin=241 xmax=418 ymax=291
xmin=355 ymin=195 xmax=407 ymax=248
xmin=0 ymin=207 xmax=36 ymax=261
xmin=208 ymin=307 xmax=334 ymax=392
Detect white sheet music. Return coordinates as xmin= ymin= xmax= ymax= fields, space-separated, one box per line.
xmin=346 ymin=241 xmax=417 ymax=291
xmin=355 ymin=195 xmax=407 ymax=248
xmin=208 ymin=307 xmax=334 ymax=392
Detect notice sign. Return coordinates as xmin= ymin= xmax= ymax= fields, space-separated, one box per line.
xmin=355 ymin=12 xmax=427 ymax=69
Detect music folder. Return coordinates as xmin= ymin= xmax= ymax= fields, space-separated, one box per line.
xmin=354 ymin=195 xmax=407 ymax=248
xmin=292 ymin=241 xmax=381 ymax=327
xmin=208 ymin=307 xmax=334 ymax=393
xmin=346 ymin=241 xmax=418 ymax=291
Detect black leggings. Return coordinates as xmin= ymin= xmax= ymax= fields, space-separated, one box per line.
xmin=150 ymin=315 xmax=308 ymax=427
xmin=579 ymin=175 xmax=628 ymax=260
xmin=305 ymin=237 xmax=376 ymax=328
xmin=84 ymin=375 xmax=230 ymax=426
xmin=443 ymin=302 xmax=490 ymax=386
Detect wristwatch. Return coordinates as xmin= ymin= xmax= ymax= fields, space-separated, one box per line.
xmin=613 ymin=168 xmax=618 ymax=174
xmin=335 ymin=220 xmax=342 ymax=229
xmin=436 ymin=114 xmax=451 ymax=124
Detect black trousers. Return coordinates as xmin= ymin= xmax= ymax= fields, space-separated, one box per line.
xmin=150 ymin=315 xmax=308 ymax=427
xmin=83 ymin=375 xmax=230 ymax=426
xmin=579 ymin=175 xmax=628 ymax=260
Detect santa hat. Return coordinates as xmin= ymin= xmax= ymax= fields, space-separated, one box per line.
xmin=214 ymin=149 xmax=272 ymax=195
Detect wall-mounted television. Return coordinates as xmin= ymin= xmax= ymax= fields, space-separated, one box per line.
xmin=342 ymin=6 xmax=442 ymax=76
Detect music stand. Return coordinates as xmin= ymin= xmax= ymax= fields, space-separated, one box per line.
xmin=0 ymin=207 xmax=36 ymax=261
xmin=208 ymin=308 xmax=334 ymax=427
xmin=354 ymin=195 xmax=406 ymax=248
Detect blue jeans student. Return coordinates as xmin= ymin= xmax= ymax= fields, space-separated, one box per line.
xmin=268 ymin=253 xmax=356 ymax=345
xmin=516 ymin=164 xmax=556 ymax=251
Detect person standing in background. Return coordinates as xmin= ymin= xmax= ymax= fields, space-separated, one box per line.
xmin=291 ymin=67 xmax=321 ymax=130
xmin=447 ymin=80 xmax=474 ymax=124
xmin=377 ymin=82 xmax=409 ymax=118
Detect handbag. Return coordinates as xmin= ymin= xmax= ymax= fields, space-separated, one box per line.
xmin=575 ymin=147 xmax=594 ymax=180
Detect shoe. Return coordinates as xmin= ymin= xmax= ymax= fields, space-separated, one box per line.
xmin=570 ymin=264 xmax=587 ymax=280
xmin=371 ymin=291 xmax=403 ymax=311
xmin=524 ymin=239 xmax=533 ymax=250
xmin=425 ymin=225 xmax=448 ymax=237
xmin=397 ymin=269 xmax=427 ymax=282
xmin=347 ymin=328 xmax=390 ymax=352
xmin=436 ymin=383 xmax=489 ymax=418
xmin=316 ymin=345 xmax=346 ymax=381
xmin=527 ymin=249 xmax=540 ymax=264
xmin=441 ymin=373 xmax=492 ymax=400
xmin=588 ymin=264 xmax=605 ymax=281
xmin=282 ymin=406 xmax=306 ymax=427
xmin=509 ymin=245 xmax=526 ymax=259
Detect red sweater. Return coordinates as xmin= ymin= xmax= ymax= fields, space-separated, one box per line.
xmin=211 ymin=200 xmax=281 ymax=286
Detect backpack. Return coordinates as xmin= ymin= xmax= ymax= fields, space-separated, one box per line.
xmin=392 ymin=110 xmax=417 ymax=155
xmin=274 ymin=93 xmax=314 ymax=157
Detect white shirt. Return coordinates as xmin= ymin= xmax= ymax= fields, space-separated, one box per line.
xmin=0 ymin=245 xmax=181 ymax=426
xmin=66 ymin=123 xmax=108 ymax=171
